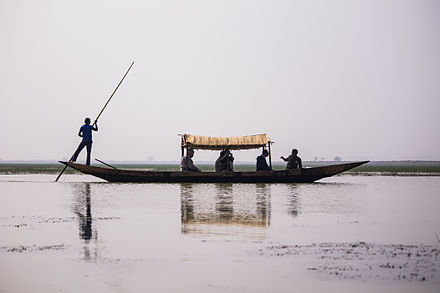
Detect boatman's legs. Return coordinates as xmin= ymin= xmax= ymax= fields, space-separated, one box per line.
xmin=71 ymin=140 xmax=92 ymax=165
xmin=85 ymin=141 xmax=92 ymax=165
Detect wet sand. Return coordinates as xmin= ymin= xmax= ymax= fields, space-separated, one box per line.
xmin=0 ymin=174 xmax=439 ymax=292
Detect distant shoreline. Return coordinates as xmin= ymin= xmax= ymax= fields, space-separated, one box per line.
xmin=1 ymin=161 xmax=440 ymax=175
xmin=1 ymin=160 xmax=440 ymax=164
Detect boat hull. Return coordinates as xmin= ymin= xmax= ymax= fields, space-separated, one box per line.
xmin=60 ymin=161 xmax=369 ymax=183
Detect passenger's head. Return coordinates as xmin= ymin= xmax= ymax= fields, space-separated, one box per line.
xmin=188 ymin=148 xmax=194 ymax=157
xmin=84 ymin=118 xmax=91 ymax=125
xmin=291 ymin=149 xmax=298 ymax=155
xmin=220 ymin=150 xmax=226 ymax=156
xmin=262 ymin=149 xmax=269 ymax=157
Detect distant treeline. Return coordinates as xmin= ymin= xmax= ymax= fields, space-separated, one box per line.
xmin=1 ymin=161 xmax=440 ymax=175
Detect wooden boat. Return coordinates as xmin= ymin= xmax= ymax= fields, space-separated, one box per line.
xmin=59 ymin=160 xmax=368 ymax=183
xmin=60 ymin=133 xmax=368 ymax=183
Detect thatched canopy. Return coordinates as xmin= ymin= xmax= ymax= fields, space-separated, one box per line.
xmin=180 ymin=134 xmax=270 ymax=150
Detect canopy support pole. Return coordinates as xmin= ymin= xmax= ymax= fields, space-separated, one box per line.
xmin=186 ymin=146 xmax=189 ymax=170
xmin=268 ymin=142 xmax=272 ymax=169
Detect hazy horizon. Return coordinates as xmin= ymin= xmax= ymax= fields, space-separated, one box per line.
xmin=1 ymin=0 xmax=439 ymax=162
xmin=1 ymin=159 xmax=439 ymax=165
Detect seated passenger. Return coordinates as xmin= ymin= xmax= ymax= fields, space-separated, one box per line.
xmin=180 ymin=148 xmax=201 ymax=172
xmin=215 ymin=149 xmax=234 ymax=172
xmin=256 ymin=149 xmax=271 ymax=171
xmin=281 ymin=149 xmax=302 ymax=170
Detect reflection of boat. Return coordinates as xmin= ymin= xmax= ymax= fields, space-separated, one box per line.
xmin=180 ymin=183 xmax=270 ymax=237
xmin=60 ymin=133 xmax=369 ymax=183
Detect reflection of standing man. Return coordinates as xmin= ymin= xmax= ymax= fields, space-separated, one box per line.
xmin=70 ymin=118 xmax=98 ymax=165
xmin=73 ymin=183 xmax=92 ymax=241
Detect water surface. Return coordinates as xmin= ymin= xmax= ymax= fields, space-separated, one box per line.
xmin=0 ymin=174 xmax=439 ymax=292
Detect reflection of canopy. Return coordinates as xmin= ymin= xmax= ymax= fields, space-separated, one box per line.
xmin=181 ymin=134 xmax=270 ymax=150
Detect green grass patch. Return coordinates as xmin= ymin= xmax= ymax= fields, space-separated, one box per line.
xmin=1 ymin=161 xmax=439 ymax=175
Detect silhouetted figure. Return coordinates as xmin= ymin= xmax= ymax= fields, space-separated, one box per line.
xmin=281 ymin=148 xmax=302 ymax=170
xmin=180 ymin=148 xmax=201 ymax=172
xmin=70 ymin=118 xmax=98 ymax=165
xmin=256 ymin=149 xmax=271 ymax=171
xmin=215 ymin=149 xmax=234 ymax=172
xmin=73 ymin=183 xmax=93 ymax=241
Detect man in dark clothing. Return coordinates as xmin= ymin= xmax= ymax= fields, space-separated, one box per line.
xmin=215 ymin=149 xmax=234 ymax=172
xmin=180 ymin=148 xmax=201 ymax=172
xmin=281 ymin=149 xmax=302 ymax=170
xmin=256 ymin=149 xmax=271 ymax=171
xmin=70 ymin=118 xmax=98 ymax=165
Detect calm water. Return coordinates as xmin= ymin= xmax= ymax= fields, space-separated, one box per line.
xmin=0 ymin=174 xmax=439 ymax=292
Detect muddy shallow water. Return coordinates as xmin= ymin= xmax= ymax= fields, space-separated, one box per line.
xmin=0 ymin=174 xmax=439 ymax=292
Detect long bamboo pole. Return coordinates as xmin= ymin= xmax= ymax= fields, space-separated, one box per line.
xmin=55 ymin=164 xmax=68 ymax=182
xmin=55 ymin=61 xmax=135 ymax=182
xmin=95 ymin=158 xmax=118 ymax=169
xmin=93 ymin=61 xmax=135 ymax=125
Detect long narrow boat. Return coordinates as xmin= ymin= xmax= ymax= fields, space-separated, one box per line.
xmin=60 ymin=133 xmax=368 ymax=183
xmin=59 ymin=160 xmax=368 ymax=183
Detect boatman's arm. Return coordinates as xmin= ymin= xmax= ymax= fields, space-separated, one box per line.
xmin=93 ymin=120 xmax=98 ymax=131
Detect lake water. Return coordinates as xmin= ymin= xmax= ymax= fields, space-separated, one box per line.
xmin=0 ymin=174 xmax=439 ymax=292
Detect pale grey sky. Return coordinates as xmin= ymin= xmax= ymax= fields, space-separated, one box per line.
xmin=0 ymin=0 xmax=439 ymax=162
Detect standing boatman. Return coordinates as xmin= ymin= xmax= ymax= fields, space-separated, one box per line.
xmin=70 ymin=118 xmax=98 ymax=165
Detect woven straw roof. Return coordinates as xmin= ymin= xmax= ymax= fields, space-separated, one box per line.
xmin=181 ymin=134 xmax=270 ymax=150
